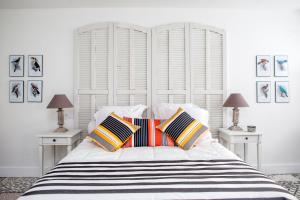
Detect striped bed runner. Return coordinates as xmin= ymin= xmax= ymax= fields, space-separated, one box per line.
xmin=22 ymin=159 xmax=296 ymax=200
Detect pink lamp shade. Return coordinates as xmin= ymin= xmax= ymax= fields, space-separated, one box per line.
xmin=223 ymin=93 xmax=249 ymax=108
xmin=47 ymin=94 xmax=73 ymax=109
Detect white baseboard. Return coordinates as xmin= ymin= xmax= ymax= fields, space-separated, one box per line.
xmin=0 ymin=166 xmax=39 ymax=177
xmin=249 ymin=163 xmax=300 ymax=174
xmin=0 ymin=163 xmax=300 ymax=177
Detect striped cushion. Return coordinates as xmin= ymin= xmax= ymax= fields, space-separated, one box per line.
xmin=123 ymin=117 xmax=175 ymax=147
xmin=157 ymin=107 xmax=208 ymax=150
xmin=88 ymin=113 xmax=140 ymax=151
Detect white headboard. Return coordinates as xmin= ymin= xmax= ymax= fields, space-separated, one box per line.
xmin=74 ymin=22 xmax=226 ymax=137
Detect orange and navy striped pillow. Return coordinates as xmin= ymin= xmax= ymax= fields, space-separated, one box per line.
xmin=123 ymin=117 xmax=175 ymax=147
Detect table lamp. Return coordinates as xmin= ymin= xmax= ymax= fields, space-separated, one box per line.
xmin=223 ymin=93 xmax=249 ymax=131
xmin=47 ymin=94 xmax=73 ymax=132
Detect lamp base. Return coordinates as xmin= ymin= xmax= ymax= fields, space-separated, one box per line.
xmin=55 ymin=108 xmax=68 ymax=133
xmin=228 ymin=125 xmax=243 ymax=131
xmin=54 ymin=127 xmax=68 ymax=133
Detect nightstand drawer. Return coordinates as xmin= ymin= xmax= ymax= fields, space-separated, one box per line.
xmin=42 ymin=137 xmax=68 ymax=145
xmin=230 ymin=135 xmax=258 ymax=143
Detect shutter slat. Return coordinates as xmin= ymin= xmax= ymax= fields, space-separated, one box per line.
xmin=78 ymin=95 xmax=91 ymax=130
xmin=116 ymin=27 xmax=130 ymax=90
xmin=117 ymin=95 xmax=130 ymax=106
xmin=79 ymin=32 xmax=91 ymax=89
xmin=134 ymin=95 xmax=147 ymax=105
xmin=94 ymin=29 xmax=109 ymax=90
xmin=207 ymin=94 xmax=224 ymax=132
xmin=158 ymin=30 xmax=169 ymax=90
xmin=209 ymin=31 xmax=223 ymax=90
xmin=134 ymin=30 xmax=147 ymax=90
xmin=191 ymin=28 xmax=206 ymax=90
xmin=169 ymin=28 xmax=186 ymax=90
xmin=173 ymin=95 xmax=186 ymax=103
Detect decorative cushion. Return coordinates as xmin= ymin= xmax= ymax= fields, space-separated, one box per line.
xmin=123 ymin=117 xmax=175 ymax=147
xmin=88 ymin=113 xmax=140 ymax=152
xmin=156 ymin=107 xmax=208 ymax=150
xmin=152 ymin=103 xmax=209 ymax=126
xmin=152 ymin=103 xmax=212 ymax=144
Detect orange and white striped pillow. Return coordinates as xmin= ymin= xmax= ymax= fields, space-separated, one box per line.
xmin=123 ymin=117 xmax=175 ymax=147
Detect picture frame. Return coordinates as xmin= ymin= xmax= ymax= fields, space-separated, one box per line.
xmin=256 ymin=81 xmax=271 ymax=103
xmin=275 ymin=81 xmax=289 ymax=103
xmin=256 ymin=55 xmax=272 ymax=77
xmin=9 ymin=80 xmax=24 ymax=103
xmin=9 ymin=55 xmax=24 ymax=77
xmin=28 ymin=55 xmax=43 ymax=77
xmin=274 ymin=55 xmax=288 ymax=77
xmin=28 ymin=80 xmax=43 ymax=103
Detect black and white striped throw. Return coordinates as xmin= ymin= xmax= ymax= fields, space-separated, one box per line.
xmin=21 ymin=159 xmax=296 ymax=200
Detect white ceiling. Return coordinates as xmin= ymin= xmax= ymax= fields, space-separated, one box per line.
xmin=0 ymin=0 xmax=300 ymax=10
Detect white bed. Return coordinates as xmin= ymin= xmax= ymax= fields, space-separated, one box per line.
xmin=19 ymin=21 xmax=296 ymax=199
xmin=19 ymin=138 xmax=296 ymax=200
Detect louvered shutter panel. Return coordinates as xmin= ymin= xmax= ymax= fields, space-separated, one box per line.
xmin=114 ymin=24 xmax=151 ymax=110
xmin=153 ymin=23 xmax=226 ymax=136
xmin=190 ymin=24 xmax=225 ymax=135
xmin=75 ymin=23 xmax=113 ymax=131
xmin=75 ymin=31 xmax=92 ymax=130
xmin=206 ymin=29 xmax=225 ymax=135
xmin=152 ymin=23 xmax=190 ymax=106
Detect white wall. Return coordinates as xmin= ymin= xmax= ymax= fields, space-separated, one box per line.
xmin=0 ymin=8 xmax=299 ymax=176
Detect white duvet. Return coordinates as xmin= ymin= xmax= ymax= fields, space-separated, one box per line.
xmin=62 ymin=138 xmax=239 ymax=163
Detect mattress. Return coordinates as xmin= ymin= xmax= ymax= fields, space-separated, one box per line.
xmin=19 ymin=138 xmax=296 ymax=200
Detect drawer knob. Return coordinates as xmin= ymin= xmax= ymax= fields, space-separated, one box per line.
xmin=53 ymin=139 xmax=56 ymax=142
xmin=245 ymin=137 xmax=248 ymax=140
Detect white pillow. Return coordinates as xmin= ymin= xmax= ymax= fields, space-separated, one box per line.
xmin=88 ymin=120 xmax=97 ymax=134
xmin=152 ymin=103 xmax=209 ymax=126
xmin=94 ymin=105 xmax=147 ymax=125
xmin=152 ymin=103 xmax=212 ymax=142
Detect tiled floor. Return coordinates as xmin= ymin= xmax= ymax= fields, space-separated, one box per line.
xmin=0 ymin=177 xmax=38 ymax=193
xmin=0 ymin=175 xmax=299 ymax=200
xmin=268 ymin=174 xmax=300 ymax=199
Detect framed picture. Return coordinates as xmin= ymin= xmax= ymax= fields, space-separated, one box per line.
xmin=274 ymin=55 xmax=288 ymax=77
xmin=28 ymin=55 xmax=43 ymax=77
xmin=256 ymin=81 xmax=271 ymax=103
xmin=256 ymin=55 xmax=271 ymax=77
xmin=28 ymin=80 xmax=43 ymax=102
xmin=9 ymin=55 xmax=24 ymax=77
xmin=275 ymin=81 xmax=289 ymax=103
xmin=9 ymin=80 xmax=24 ymax=103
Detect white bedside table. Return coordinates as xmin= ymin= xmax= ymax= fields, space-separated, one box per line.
xmin=218 ymin=128 xmax=262 ymax=170
xmin=37 ymin=129 xmax=82 ymax=176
